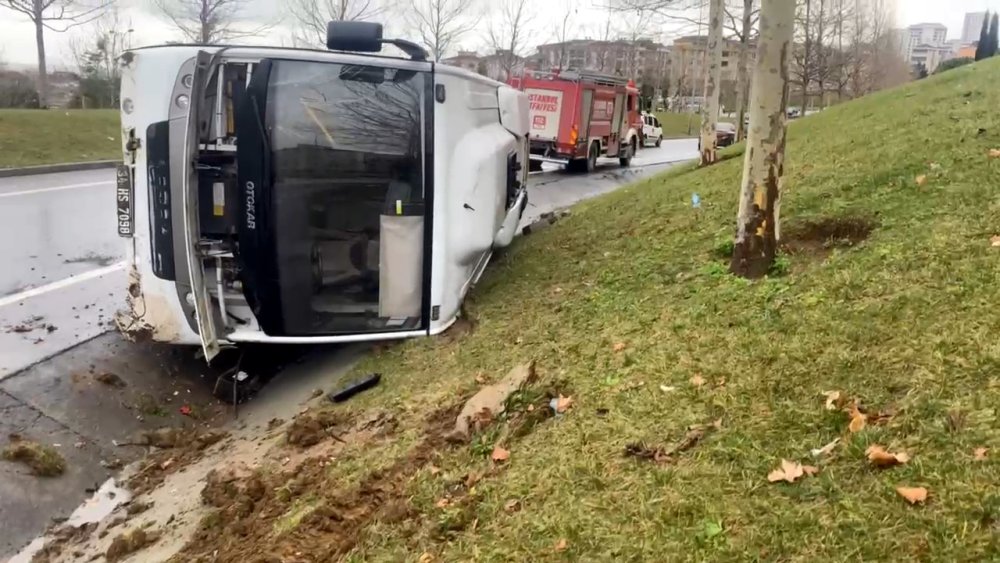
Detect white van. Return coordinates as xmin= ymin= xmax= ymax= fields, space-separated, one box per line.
xmin=640 ymin=112 xmax=663 ymax=147
xmin=115 ymin=22 xmax=530 ymax=361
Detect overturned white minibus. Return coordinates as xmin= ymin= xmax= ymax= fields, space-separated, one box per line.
xmin=116 ymin=22 xmax=529 ymax=360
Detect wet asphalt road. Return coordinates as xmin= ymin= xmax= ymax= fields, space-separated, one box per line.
xmin=0 ymin=138 xmax=698 ymax=559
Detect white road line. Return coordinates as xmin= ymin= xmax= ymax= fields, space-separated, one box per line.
xmin=0 ymin=181 xmax=113 ymax=199
xmin=0 ymin=261 xmax=126 ymax=308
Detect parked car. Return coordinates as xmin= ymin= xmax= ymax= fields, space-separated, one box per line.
xmin=640 ymin=112 xmax=663 ymax=147
xmin=698 ymin=122 xmax=737 ymax=150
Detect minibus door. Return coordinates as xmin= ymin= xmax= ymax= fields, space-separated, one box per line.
xmin=182 ymin=51 xmax=221 ymax=360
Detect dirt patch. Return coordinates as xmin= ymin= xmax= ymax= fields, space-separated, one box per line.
xmin=106 ymin=528 xmax=161 ymax=562
xmin=2 ymin=435 xmax=66 ymax=477
xmin=172 ymin=402 xmax=464 ymax=563
xmin=285 ymin=409 xmax=350 ymax=448
xmin=28 ymin=522 xmax=98 ymax=563
xmin=781 ymin=216 xmax=876 ymax=258
xmin=624 ymin=419 xmax=722 ymax=465
xmin=126 ymin=428 xmax=228 ymax=496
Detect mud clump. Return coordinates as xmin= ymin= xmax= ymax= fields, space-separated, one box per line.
xmin=286 ymin=410 xmax=349 ymax=448
xmin=105 ymin=528 xmax=161 ymax=562
xmin=95 ymin=372 xmax=128 ymax=388
xmin=782 ymin=216 xmax=876 ymax=257
xmin=2 ymin=435 xmax=66 ymax=477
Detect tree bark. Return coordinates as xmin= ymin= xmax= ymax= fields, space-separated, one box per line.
xmin=33 ymin=0 xmax=49 ymax=108
xmin=800 ymin=0 xmax=811 ymax=113
xmin=735 ymin=0 xmax=753 ymax=142
xmin=730 ymin=0 xmax=795 ymax=279
xmin=700 ymin=0 xmax=724 ymax=166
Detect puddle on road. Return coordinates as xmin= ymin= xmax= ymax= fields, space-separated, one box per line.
xmin=9 ymin=478 xmax=131 ymax=563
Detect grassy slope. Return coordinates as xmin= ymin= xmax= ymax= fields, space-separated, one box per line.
xmin=0 ymin=109 xmax=120 ymax=168
xmin=195 ymin=60 xmax=1000 ymax=562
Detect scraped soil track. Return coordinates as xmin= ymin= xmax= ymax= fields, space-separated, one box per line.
xmin=173 ymin=403 xmax=464 ymax=563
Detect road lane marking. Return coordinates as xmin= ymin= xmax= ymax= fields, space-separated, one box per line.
xmin=0 ymin=261 xmax=126 ymax=308
xmin=0 ymin=181 xmax=113 ymax=199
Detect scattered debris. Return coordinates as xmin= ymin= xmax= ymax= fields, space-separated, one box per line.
xmin=178 ymin=405 xmax=192 ymax=416
xmin=446 ymin=362 xmax=536 ymax=443
xmin=991 ymin=235 xmax=1000 ymax=248
xmin=810 ymin=438 xmax=840 ymax=458
xmin=915 ymin=174 xmax=927 ymax=186
xmin=491 ymin=446 xmax=511 ymax=463
xmin=896 ymin=486 xmax=928 ymax=505
xmin=866 ymin=445 xmax=910 ymax=468
xmin=2 ymin=435 xmax=66 ymax=477
xmin=624 ymin=420 xmax=720 ymax=464
xmin=95 ymin=372 xmax=127 ymax=388
xmin=974 ymin=447 xmax=989 ymax=461
xmin=555 ymin=538 xmax=569 ymax=552
xmin=504 ymin=499 xmax=521 ymax=512
xmin=266 ymin=417 xmax=285 ymax=431
xmin=327 ymin=373 xmax=382 ymax=403
xmin=550 ymin=394 xmax=574 ymax=414
xmin=659 ymin=385 xmax=677 ymax=393
xmin=767 ymin=459 xmax=818 ymax=483
xmin=105 ymin=528 xmax=161 ymax=562
xmin=689 ymin=374 xmax=706 ymax=387
xmin=613 ymin=342 xmax=627 ymax=353
xmin=310 ymin=388 xmax=324 ymax=399
xmin=989 ymin=148 xmax=1000 ymax=159
xmin=126 ymin=501 xmax=153 ymax=516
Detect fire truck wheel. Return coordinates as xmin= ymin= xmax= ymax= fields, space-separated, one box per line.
xmin=619 ymin=138 xmax=635 ymax=167
xmin=586 ymin=142 xmax=598 ymax=172
xmin=655 ymin=135 xmax=662 ymax=148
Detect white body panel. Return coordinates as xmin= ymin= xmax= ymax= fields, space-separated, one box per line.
xmin=118 ymin=45 xmax=529 ymax=349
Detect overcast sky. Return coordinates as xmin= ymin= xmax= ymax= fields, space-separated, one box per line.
xmin=1 ymin=0 xmax=999 ymax=70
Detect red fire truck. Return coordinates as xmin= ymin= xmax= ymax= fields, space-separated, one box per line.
xmin=509 ymin=70 xmax=641 ymax=172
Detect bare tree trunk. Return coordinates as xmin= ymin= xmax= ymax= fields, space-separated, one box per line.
xmin=33 ymin=0 xmax=48 ymax=107
xmin=730 ymin=0 xmax=794 ymax=278
xmin=800 ymin=0 xmax=811 ymax=112
xmin=699 ymin=0 xmax=724 ymax=166
xmin=735 ymin=0 xmax=753 ymax=142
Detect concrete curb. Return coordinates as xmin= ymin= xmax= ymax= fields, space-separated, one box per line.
xmin=0 ymin=160 xmax=119 ymax=179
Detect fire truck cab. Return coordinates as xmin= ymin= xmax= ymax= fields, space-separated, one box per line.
xmin=509 ymin=70 xmax=641 ymax=172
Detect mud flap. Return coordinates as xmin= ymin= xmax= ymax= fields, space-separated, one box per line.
xmin=182 ymin=51 xmax=221 ymax=361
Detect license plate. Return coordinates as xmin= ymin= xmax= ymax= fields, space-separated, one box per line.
xmin=116 ymin=164 xmax=134 ymax=237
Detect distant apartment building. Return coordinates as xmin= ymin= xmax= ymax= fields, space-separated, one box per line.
xmin=962 ymin=12 xmax=988 ymax=44
xmin=534 ymin=39 xmax=671 ymax=86
xmin=441 ymin=50 xmax=534 ymax=82
xmin=442 ymin=50 xmax=481 ymax=73
xmin=901 ymin=23 xmax=950 ymax=73
xmin=669 ymin=35 xmax=752 ymax=103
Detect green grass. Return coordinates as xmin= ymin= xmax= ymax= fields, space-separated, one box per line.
xmin=189 ymin=58 xmax=1000 ymax=561
xmin=0 ymin=109 xmax=120 ymax=168
xmin=655 ymin=111 xmax=735 ymax=139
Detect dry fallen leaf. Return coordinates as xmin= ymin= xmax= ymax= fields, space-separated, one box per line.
xmin=848 ymin=403 xmax=867 ymax=433
xmin=418 ymin=553 xmax=435 ymax=563
xmin=503 ymin=499 xmax=521 ymax=512
xmin=822 ymin=390 xmax=844 ymax=411
xmin=896 ymin=486 xmax=928 ymax=505
xmin=474 ymin=372 xmax=487 ymax=384
xmin=990 ymin=148 xmax=1000 ymax=159
xmin=659 ymin=385 xmax=677 ymax=393
xmin=428 ymin=464 xmax=441 ymax=476
xmin=434 ymin=498 xmax=451 ymax=509
xmin=491 ymin=446 xmax=510 ymax=463
xmin=613 ymin=342 xmax=627 ymax=353
xmin=974 ymin=447 xmax=988 ymax=461
xmin=690 ymin=374 xmax=706 ymax=387
xmin=554 ymin=538 xmax=569 ymax=552
xmin=802 ymin=465 xmax=820 ymax=476
xmin=991 ymin=235 xmax=1000 ymax=248
xmin=715 ymin=377 xmax=727 ymax=388
xmin=767 ymin=459 xmax=807 ymax=483
xmin=915 ymin=174 xmax=927 ymax=186
xmin=811 ymin=438 xmax=841 ymax=458
xmin=555 ymin=395 xmax=574 ymax=413
xmin=866 ymin=445 xmax=910 ymax=467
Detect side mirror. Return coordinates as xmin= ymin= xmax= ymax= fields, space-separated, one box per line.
xmin=327 ymin=21 xmax=383 ymax=53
